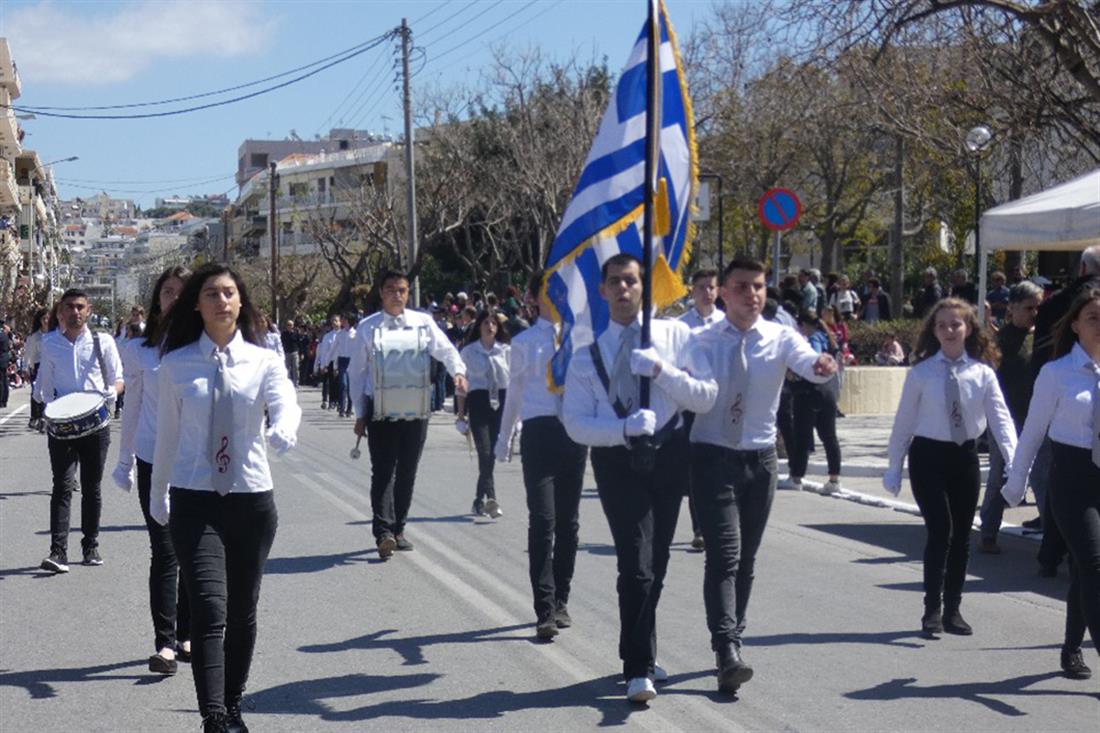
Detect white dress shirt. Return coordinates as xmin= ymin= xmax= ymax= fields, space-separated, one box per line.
xmin=333 ymin=328 xmax=357 ymax=360
xmin=562 ymin=315 xmax=714 ymax=447
xmin=886 ymin=351 xmax=1017 ymax=487
xmin=315 ymin=329 xmax=337 ymax=371
xmin=687 ymin=316 xmax=827 ymax=450
xmin=264 ymin=329 xmax=285 ymax=358
xmin=348 ymin=308 xmax=466 ymax=420
xmin=495 ymin=318 xmax=563 ymax=454
xmin=1004 ymin=344 xmax=1099 ymax=505
xmin=23 ymin=330 xmax=44 ymax=367
xmin=679 ymin=306 xmax=725 ymax=330
xmin=37 ymin=327 xmax=123 ymax=404
xmin=151 ymin=331 xmax=301 ymax=495
xmin=460 ymin=340 xmax=510 ymax=392
xmin=118 ymin=339 xmax=163 ymax=465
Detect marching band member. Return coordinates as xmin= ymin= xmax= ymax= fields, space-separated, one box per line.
xmin=885 ymin=298 xmax=1016 ymax=638
xmin=495 ymin=272 xmax=589 ymax=640
xmin=23 ymin=308 xmax=49 ymax=432
xmin=1004 ymin=288 xmax=1100 ymax=681
xmin=562 ymin=253 xmax=714 ymax=703
xmin=112 ymin=265 xmax=192 ymax=675
xmin=679 ymin=269 xmax=724 ymax=551
xmin=349 ymin=270 xmax=467 ymax=559
xmin=314 ymin=314 xmax=340 ymax=410
xmin=150 ymin=264 xmax=301 ymax=733
xmin=333 ymin=314 xmax=356 ymax=417
xmin=456 ymin=309 xmax=511 ymax=518
xmin=37 ymin=288 xmax=124 ymax=573
xmin=686 ymin=259 xmax=837 ymax=693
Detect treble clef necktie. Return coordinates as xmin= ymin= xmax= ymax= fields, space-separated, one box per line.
xmin=946 ymin=359 xmax=968 ymax=446
xmin=610 ymin=323 xmax=639 ymax=415
xmin=1089 ymin=361 xmax=1100 ymax=469
xmin=210 ymin=349 xmax=234 ymax=495
xmin=729 ymin=333 xmax=748 ymax=446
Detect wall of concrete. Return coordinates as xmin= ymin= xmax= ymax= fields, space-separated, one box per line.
xmin=838 ymin=366 xmax=908 ymax=415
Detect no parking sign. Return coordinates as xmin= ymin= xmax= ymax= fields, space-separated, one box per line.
xmin=758 ymin=188 xmax=802 ymax=232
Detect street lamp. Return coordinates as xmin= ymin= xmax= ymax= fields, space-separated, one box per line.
xmin=965 ymin=125 xmax=993 ymax=288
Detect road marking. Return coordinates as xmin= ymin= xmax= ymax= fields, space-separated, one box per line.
xmin=0 ymin=404 xmax=29 ymax=426
xmin=290 ymin=465 xmax=747 ymax=733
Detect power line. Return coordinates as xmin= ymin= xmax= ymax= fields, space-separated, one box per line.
xmin=17 ymin=34 xmax=392 ymax=112
xmin=410 ymin=1 xmax=451 ymax=26
xmin=313 ymin=43 xmax=392 ymax=135
xmin=428 ymin=0 xmax=561 ymax=68
xmin=419 ymin=0 xmax=504 ymax=46
xmin=56 ymin=172 xmax=237 ymax=186
xmin=7 ymin=35 xmax=392 ymax=120
xmin=419 ymin=0 xmax=479 ymax=39
xmin=55 ymin=174 xmax=236 ymax=195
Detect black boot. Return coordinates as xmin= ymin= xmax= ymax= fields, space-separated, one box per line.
xmin=942 ymin=604 xmax=972 ymax=635
xmin=921 ymin=605 xmax=943 ymax=636
xmin=226 ymin=696 xmax=249 ymax=733
xmin=1061 ymin=648 xmax=1092 ymax=680
xmin=202 ymin=712 xmax=229 ymax=733
xmin=715 ymin=642 xmax=754 ymax=693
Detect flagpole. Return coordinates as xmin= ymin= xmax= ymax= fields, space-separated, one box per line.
xmin=633 ymin=0 xmax=660 ymax=472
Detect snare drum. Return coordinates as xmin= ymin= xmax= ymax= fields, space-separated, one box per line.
xmin=44 ymin=391 xmax=110 ymax=440
xmin=371 ymin=326 xmax=431 ymax=421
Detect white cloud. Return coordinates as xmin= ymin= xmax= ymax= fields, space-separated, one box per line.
xmin=2 ymin=1 xmax=276 ymax=85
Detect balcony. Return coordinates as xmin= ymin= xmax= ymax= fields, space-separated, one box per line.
xmin=0 ymin=106 xmax=17 ymax=146
xmin=0 ymin=159 xmax=17 ymax=211
xmin=237 ymin=214 xmax=267 ymax=236
xmin=0 ymin=40 xmax=22 ymax=99
xmin=277 ymin=191 xmax=336 ymax=211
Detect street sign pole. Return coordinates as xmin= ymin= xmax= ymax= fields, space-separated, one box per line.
xmin=772 ymin=230 xmax=781 ymax=286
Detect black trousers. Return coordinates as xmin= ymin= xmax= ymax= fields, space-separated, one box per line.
xmin=327 ymin=367 xmax=339 ymax=407
xmin=908 ymin=436 xmax=980 ymax=610
xmin=29 ymin=363 xmax=43 ymax=420
xmin=320 ymin=366 xmax=331 ymax=404
xmin=1049 ymin=442 xmax=1100 ymax=656
xmin=776 ymin=386 xmax=794 ymax=455
xmin=789 ymin=385 xmax=841 ymax=477
xmin=591 ymin=431 xmax=687 ymax=679
xmin=521 ymin=416 xmax=587 ymax=621
xmin=0 ymin=363 xmax=8 ymax=406
xmin=136 ymin=459 xmax=190 ymax=652
xmin=336 ymin=356 xmax=351 ymax=413
xmin=47 ymin=427 xmax=110 ymax=556
xmin=468 ymin=389 xmax=505 ymax=502
xmin=691 ymin=443 xmax=778 ymax=648
xmin=365 ymin=398 xmax=429 ymax=540
xmin=169 ymin=489 xmax=277 ymax=717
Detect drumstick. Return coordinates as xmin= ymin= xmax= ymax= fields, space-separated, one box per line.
xmin=349 ymin=435 xmax=363 ymax=460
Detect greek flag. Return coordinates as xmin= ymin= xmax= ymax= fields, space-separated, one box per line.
xmin=543 ymin=0 xmax=697 ymax=388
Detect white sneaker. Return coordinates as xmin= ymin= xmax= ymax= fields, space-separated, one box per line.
xmin=652 ymin=663 xmax=668 ymax=683
xmin=777 ymin=476 xmax=798 ymax=491
xmin=626 ymin=676 xmax=656 ymax=702
xmin=822 ymin=480 xmax=840 ymax=494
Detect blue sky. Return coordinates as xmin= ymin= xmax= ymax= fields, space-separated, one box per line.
xmin=0 ymin=0 xmax=709 ymax=209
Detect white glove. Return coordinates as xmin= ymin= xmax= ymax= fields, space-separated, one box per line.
xmin=111 ymin=462 xmax=134 ymax=492
xmin=882 ymin=468 xmax=902 ymax=497
xmin=1001 ymin=475 xmax=1026 ymax=507
xmin=265 ymin=426 xmax=296 ymax=456
xmin=624 ymin=409 xmax=657 ymax=438
xmin=455 ymin=418 xmax=469 ymax=436
xmin=150 ymin=487 xmax=170 ymax=527
xmin=630 ymin=347 xmax=663 ymax=378
xmin=494 ymin=438 xmax=511 ymax=463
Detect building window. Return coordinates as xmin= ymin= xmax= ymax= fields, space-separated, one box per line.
xmin=250 ymin=153 xmax=269 ymax=169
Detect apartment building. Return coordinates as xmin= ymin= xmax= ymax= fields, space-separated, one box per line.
xmin=236 ymin=128 xmax=388 ymax=190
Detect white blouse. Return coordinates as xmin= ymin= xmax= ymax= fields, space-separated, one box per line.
xmin=151 ymin=331 xmax=301 ymax=496
xmin=460 ymin=340 xmax=510 ymax=393
xmin=118 ymin=339 xmax=162 ymax=464
xmin=1003 ymin=344 xmax=1099 ymax=505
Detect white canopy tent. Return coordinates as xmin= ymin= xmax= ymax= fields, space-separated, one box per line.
xmin=977 ymin=167 xmax=1100 ymax=318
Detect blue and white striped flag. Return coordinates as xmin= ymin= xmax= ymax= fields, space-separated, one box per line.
xmin=543 ymin=0 xmax=697 ymax=389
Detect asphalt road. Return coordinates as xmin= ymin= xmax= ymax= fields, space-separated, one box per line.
xmin=1 ymin=385 xmax=1096 ymax=732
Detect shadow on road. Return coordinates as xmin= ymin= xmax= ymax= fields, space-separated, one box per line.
xmin=805 ymin=522 xmax=1068 ymax=602
xmin=298 ymin=624 xmax=534 ymax=667
xmin=844 ymin=672 xmax=1094 ymax=716
xmin=0 ymin=490 xmax=50 ymax=501
xmin=0 ymin=659 xmax=163 ymax=700
xmin=748 ymin=630 xmax=926 ymax=650
xmin=248 ymin=670 xmax=675 ymax=726
xmin=32 ymin=524 xmax=145 ymax=536
xmin=265 ymin=547 xmax=376 ymax=574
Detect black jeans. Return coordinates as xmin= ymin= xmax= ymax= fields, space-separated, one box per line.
xmin=47 ymin=427 xmax=110 ymax=556
xmin=691 ymin=443 xmax=778 ymax=648
xmin=591 ymin=431 xmax=687 ymax=679
xmin=29 ymin=364 xmax=43 ymax=420
xmin=320 ymin=366 xmax=331 ymax=404
xmin=365 ymin=398 xmax=429 ymax=540
xmin=468 ymin=389 xmax=505 ymax=502
xmin=336 ymin=356 xmax=351 ymax=413
xmin=169 ymin=489 xmax=278 ymax=717
xmin=1048 ymin=442 xmax=1100 ymax=656
xmin=908 ymin=437 xmax=980 ymax=610
xmin=521 ymin=416 xmax=588 ymax=621
xmin=136 ymin=459 xmax=190 ymax=652
xmin=776 ymin=386 xmax=794 ymax=454
xmin=789 ymin=384 xmax=841 ymax=477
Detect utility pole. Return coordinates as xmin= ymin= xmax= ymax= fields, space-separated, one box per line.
xmin=269 ymin=161 xmax=279 ymax=324
xmin=222 ymin=206 xmax=231 ymax=264
xmin=400 ymin=18 xmax=420 ymax=308
xmin=889 ymin=135 xmax=905 ymax=309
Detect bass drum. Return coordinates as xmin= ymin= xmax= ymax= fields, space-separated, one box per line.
xmin=44 ymin=391 xmax=110 ymax=440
